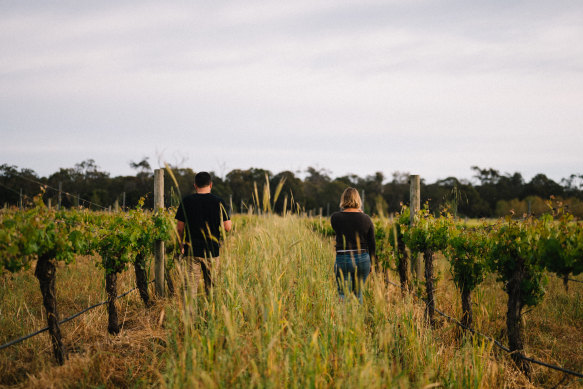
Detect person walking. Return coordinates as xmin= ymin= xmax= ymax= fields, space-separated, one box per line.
xmin=330 ymin=187 xmax=375 ymax=303
xmin=175 ymin=172 xmax=232 ymax=295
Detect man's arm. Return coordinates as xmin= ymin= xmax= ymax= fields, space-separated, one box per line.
xmin=220 ymin=200 xmax=232 ymax=232
xmin=176 ymin=220 xmax=185 ymax=254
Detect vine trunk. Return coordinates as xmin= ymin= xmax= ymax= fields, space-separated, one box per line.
xmin=506 ymin=258 xmax=531 ymax=378
xmin=397 ymin=235 xmax=409 ymax=292
xmin=461 ymin=287 xmax=472 ymax=329
xmin=106 ymin=270 xmax=120 ymax=335
xmin=35 ymin=254 xmax=65 ymax=365
xmin=423 ymin=249 xmax=435 ymax=326
xmin=134 ymin=255 xmax=151 ymax=307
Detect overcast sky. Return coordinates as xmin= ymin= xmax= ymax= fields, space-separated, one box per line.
xmin=1 ymin=0 xmax=582 ymax=183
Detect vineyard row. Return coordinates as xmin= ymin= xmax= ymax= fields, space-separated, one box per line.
xmin=310 ymin=202 xmax=582 ymax=378
xmin=0 ymin=197 xmax=177 ymax=364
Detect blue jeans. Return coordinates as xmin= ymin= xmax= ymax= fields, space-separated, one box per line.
xmin=335 ymin=252 xmax=371 ymax=303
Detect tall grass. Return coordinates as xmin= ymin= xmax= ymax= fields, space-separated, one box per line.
xmin=162 ymin=215 xmax=504 ymax=388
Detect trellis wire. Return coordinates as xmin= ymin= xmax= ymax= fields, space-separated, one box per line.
xmin=0 ymin=280 xmax=154 ymax=352
xmin=384 ymin=277 xmax=583 ymax=379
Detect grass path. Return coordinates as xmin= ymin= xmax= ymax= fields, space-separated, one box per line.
xmin=162 ymin=215 xmax=505 ymax=388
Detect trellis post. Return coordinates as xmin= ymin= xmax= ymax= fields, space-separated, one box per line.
xmin=410 ymin=175 xmax=422 ymax=279
xmin=154 ymin=169 xmax=165 ymax=297
xmin=58 ymin=182 xmax=62 ymax=210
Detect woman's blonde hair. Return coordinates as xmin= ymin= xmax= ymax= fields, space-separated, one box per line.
xmin=339 ymin=187 xmax=362 ymax=210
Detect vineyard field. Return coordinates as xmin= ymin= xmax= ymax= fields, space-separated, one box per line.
xmin=1 ymin=212 xmax=582 ymax=388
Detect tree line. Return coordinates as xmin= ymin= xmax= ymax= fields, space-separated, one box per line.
xmin=1 ymin=159 xmax=582 ymax=218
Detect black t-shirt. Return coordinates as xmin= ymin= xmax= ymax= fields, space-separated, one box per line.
xmin=330 ymin=211 xmax=376 ymax=259
xmin=175 ymin=193 xmax=230 ymax=257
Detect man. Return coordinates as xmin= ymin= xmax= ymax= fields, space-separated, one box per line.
xmin=175 ymin=172 xmax=232 ymax=295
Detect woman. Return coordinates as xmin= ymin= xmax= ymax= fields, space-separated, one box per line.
xmin=330 ymin=187 xmax=376 ymax=303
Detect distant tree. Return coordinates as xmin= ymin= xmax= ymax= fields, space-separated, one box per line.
xmin=271 ymin=171 xmax=305 ymax=214
xmin=495 ymin=196 xmax=549 ymax=218
xmin=208 ymin=173 xmax=231 ymax=205
xmin=303 ymin=167 xmax=332 ymax=212
xmin=459 ymin=185 xmax=491 ymax=218
xmin=524 ymin=174 xmax=563 ymax=199
xmin=495 ymin=172 xmax=524 ymax=200
xmin=0 ymin=164 xmax=43 ymax=207
xmin=46 ymin=159 xmax=111 ymax=209
xmin=359 ymin=172 xmax=384 ymax=215
xmin=382 ymin=171 xmax=410 ymax=213
xmin=495 ymin=199 xmax=527 ymax=217
xmin=471 ymin=166 xmax=523 ymax=215
xmin=129 ymin=158 xmax=153 ymax=184
xmin=75 ymin=159 xmax=109 ymax=181
xmin=561 ymin=174 xmax=583 ymax=200
xmin=326 ymin=180 xmax=350 ymax=213
xmin=335 ymin=174 xmax=360 ymax=187
xmin=563 ymin=197 xmax=583 ymax=217
xmin=129 ymin=158 xmax=152 ymax=172
xmin=424 ymin=177 xmax=458 ymax=213
xmin=3 ymin=161 xmax=582 ymax=218
xmin=471 ymin=168 xmax=495 ymax=214
xmin=471 ymin=166 xmax=501 ymax=185
xmin=226 ymin=168 xmax=272 ymax=212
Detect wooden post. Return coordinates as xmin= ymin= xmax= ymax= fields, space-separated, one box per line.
xmin=410 ymin=175 xmax=420 ymax=222
xmin=154 ymin=169 xmax=165 ymax=297
xmin=122 ymin=192 xmax=126 ymax=211
xmin=409 ymin=175 xmax=422 ymax=279
xmin=19 ymin=188 xmax=23 ymax=210
xmin=229 ymin=194 xmax=233 ymax=215
xmin=326 ymin=202 xmax=330 ymax=217
xmin=361 ymin=189 xmax=365 ymax=212
xmin=48 ymin=198 xmax=52 ymax=210
xmin=58 ymin=182 xmax=62 ymax=210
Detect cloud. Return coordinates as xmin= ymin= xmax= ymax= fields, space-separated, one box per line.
xmin=1 ymin=1 xmax=582 ymax=182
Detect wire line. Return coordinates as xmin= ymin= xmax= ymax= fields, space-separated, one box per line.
xmin=384 ymin=277 xmax=583 ymax=379
xmin=3 ymin=172 xmax=109 ymax=210
xmin=0 ymin=280 xmax=154 ymax=352
xmin=0 ymin=182 xmax=23 ymax=196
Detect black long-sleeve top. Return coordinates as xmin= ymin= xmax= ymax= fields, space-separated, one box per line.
xmin=330 ymin=211 xmax=376 ymax=260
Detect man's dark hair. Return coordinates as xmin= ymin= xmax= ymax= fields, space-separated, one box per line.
xmin=195 ymin=172 xmax=212 ymax=188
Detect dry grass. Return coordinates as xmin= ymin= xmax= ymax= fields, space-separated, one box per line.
xmin=428 ymin=252 xmax=583 ymax=388
xmin=0 ymin=256 xmax=168 ymax=388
